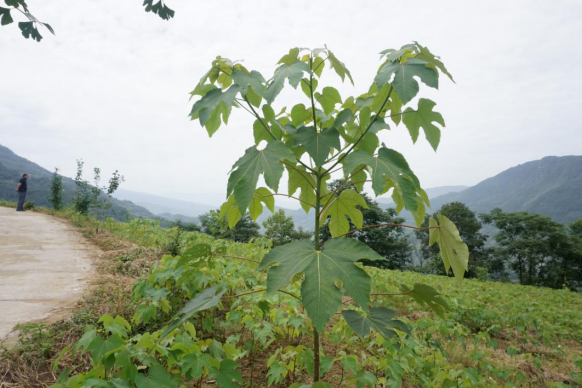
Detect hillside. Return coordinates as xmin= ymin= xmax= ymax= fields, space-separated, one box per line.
xmin=430 ymin=155 xmax=582 ymax=223
xmin=0 ymin=144 xmax=156 ymax=221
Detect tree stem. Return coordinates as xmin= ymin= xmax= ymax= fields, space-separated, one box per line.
xmin=313 ymin=328 xmax=320 ymax=381
xmin=312 ymin=170 xmax=322 ymax=381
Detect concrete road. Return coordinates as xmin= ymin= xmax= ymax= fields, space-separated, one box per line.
xmin=0 ymin=207 xmax=95 ymax=342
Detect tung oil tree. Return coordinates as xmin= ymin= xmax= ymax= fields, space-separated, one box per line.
xmin=188 ymin=44 xmax=470 ymax=381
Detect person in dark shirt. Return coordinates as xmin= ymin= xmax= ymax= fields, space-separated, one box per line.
xmin=15 ymin=173 xmax=29 ymax=211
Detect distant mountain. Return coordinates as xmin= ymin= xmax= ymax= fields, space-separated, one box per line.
xmin=115 ymin=189 xmax=214 ymax=219
xmin=430 ymin=156 xmax=582 ymax=224
xmin=0 ymin=144 xmax=156 ymax=221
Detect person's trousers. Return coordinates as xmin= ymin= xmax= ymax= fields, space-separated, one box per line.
xmin=17 ymin=192 xmax=26 ymax=211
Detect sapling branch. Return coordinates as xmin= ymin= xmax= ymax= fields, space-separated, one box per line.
xmin=281 ymin=161 xmax=317 ymax=190
xmin=324 ymin=85 xmax=394 ymax=175
xmin=337 ymin=223 xmax=439 ymax=238
xmin=214 ymin=253 xmax=260 ymax=264
xmin=243 ymin=96 xmax=277 ymax=141
xmin=257 ymin=192 xmax=316 ymax=208
xmin=309 ymin=55 xmax=319 ymax=132
xmin=221 ymin=288 xmax=301 ymax=301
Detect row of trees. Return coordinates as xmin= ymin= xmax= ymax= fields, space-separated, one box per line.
xmin=415 ymin=203 xmax=582 ymax=289
xmin=47 ymin=161 xmax=124 ymax=219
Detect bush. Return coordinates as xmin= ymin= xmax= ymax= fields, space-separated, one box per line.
xmin=476 ymin=266 xmax=489 ymax=281
xmin=24 ymin=201 xmax=35 ymax=210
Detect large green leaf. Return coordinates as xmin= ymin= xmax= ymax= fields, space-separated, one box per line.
xmin=294 ymin=126 xmax=341 ymax=167
xmin=249 ymin=187 xmax=275 ymax=221
xmin=291 ymin=104 xmax=312 ymax=126
xmin=429 ymin=214 xmax=469 ymax=282
xmin=264 ymin=61 xmax=311 ymax=104
xmin=322 ymin=189 xmax=368 ymax=237
xmin=86 ymin=335 xmax=125 ymax=364
xmin=0 ymin=7 xmax=13 ymax=26
xmin=375 ymin=58 xmax=438 ymax=105
xmin=18 ymin=21 xmax=42 ymax=42
xmin=341 ymin=307 xmax=409 ymax=339
xmin=231 ymin=69 xmax=266 ymax=103
xmin=142 ymin=0 xmax=175 ymax=21
xmin=342 ymin=147 xmax=422 ymax=212
xmin=399 ymin=283 xmax=449 ymax=317
xmin=190 ymin=85 xmax=241 ymax=137
xmin=288 ymin=165 xmax=317 ymax=213
xmin=135 ymin=365 xmax=178 ymax=388
xmin=414 ymin=41 xmax=454 ymax=82
xmin=161 ymin=286 xmax=225 ymax=339
xmin=181 ymin=353 xmax=211 ymax=381
xmin=402 ymin=98 xmax=445 ymax=151
xmin=315 ymin=87 xmax=342 ymax=115
xmin=227 ymin=141 xmax=296 ymax=214
xmin=258 ymin=239 xmax=384 ymax=332
xmin=209 ymin=359 xmax=242 ymax=388
xmin=327 ymin=48 xmax=354 ymax=84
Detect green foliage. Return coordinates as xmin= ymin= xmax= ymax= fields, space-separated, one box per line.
xmin=48 ymin=168 xmax=64 ymax=210
xmin=481 ymin=209 xmax=582 ymax=289
xmin=23 ymin=200 xmax=34 ymax=210
xmin=321 ymin=182 xmax=413 ymax=270
xmin=57 ymin=44 xmax=470 ymax=386
xmin=142 ymin=0 xmax=174 ymax=20
xmin=199 ymin=209 xmax=260 ymax=243
xmin=47 ymin=212 xmax=582 ymax=388
xmin=262 ymin=209 xmax=312 ymax=246
xmin=342 ymin=307 xmax=409 ymax=339
xmin=187 ymin=44 xmax=467 ymax=382
xmin=72 ymin=160 xmax=94 ymax=216
xmin=259 ymin=238 xmax=384 ymax=332
xmin=1 ymin=0 xmax=174 ymax=42
xmin=429 ymin=214 xmax=469 ymax=282
xmin=416 ymin=202 xmax=489 ymax=278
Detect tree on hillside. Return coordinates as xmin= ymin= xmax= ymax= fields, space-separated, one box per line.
xmin=262 ymin=209 xmax=312 ymax=247
xmin=199 ymin=209 xmax=260 ymax=243
xmin=481 ymin=209 xmax=581 ymax=289
xmin=0 ymin=0 xmax=174 ymax=42
xmin=47 ymin=167 xmax=63 ymax=210
xmin=72 ymin=160 xmax=94 ymax=215
xmin=320 ymin=180 xmax=412 ymax=270
xmin=415 ymin=202 xmax=489 ymax=278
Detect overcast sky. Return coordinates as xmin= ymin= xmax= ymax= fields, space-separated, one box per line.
xmin=1 ymin=0 xmax=581 ymax=209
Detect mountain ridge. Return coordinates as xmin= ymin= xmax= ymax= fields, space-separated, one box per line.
xmin=429 ymin=155 xmax=582 ymax=223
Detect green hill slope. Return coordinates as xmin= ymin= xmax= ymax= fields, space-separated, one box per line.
xmin=0 ymin=144 xmax=156 ymax=221
xmin=430 ymin=155 xmax=582 ymax=224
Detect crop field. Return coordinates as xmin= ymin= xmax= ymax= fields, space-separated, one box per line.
xmin=32 ymin=215 xmax=580 ymax=388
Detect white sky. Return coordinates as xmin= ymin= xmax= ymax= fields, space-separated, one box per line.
xmin=1 ymin=0 xmax=581 ymax=209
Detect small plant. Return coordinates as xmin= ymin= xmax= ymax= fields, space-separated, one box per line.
xmin=165 ymin=228 xmax=183 ymax=256
xmin=23 ymin=201 xmax=35 ymax=210
xmin=72 ymin=160 xmax=93 ymax=215
xmin=476 ymin=266 xmax=489 ymax=281
xmin=48 ymin=167 xmax=64 ymax=210
xmin=72 ymin=160 xmax=124 ymax=219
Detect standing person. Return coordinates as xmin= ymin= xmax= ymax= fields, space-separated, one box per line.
xmin=15 ymin=173 xmax=29 ymax=211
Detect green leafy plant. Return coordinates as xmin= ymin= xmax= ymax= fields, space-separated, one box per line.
xmin=188 ymin=44 xmax=469 ymax=381
xmin=53 ymin=44 xmax=471 ymax=388
xmin=47 ymin=167 xmax=64 ymax=210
